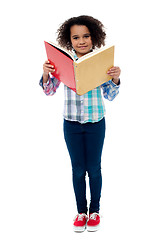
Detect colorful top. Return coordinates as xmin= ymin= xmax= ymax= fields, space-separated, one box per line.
xmin=39 ymin=52 xmax=120 ymax=123
xmin=39 ymin=74 xmax=120 ymax=124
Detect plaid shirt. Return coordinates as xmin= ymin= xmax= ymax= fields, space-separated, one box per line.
xmin=39 ymin=51 xmax=120 ymax=123
xmin=39 ymin=74 xmax=120 ymax=123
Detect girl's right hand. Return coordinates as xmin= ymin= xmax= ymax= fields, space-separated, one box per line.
xmin=43 ymin=60 xmax=55 ymax=75
xmin=43 ymin=60 xmax=55 ymax=83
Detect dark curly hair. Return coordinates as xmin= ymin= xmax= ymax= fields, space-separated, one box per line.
xmin=56 ymin=15 xmax=106 ymax=50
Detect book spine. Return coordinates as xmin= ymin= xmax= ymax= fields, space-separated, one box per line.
xmin=73 ymin=62 xmax=80 ymax=95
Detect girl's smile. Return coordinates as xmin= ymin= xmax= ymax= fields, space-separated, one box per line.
xmin=70 ymin=25 xmax=93 ymax=58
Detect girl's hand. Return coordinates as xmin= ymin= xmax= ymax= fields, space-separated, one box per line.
xmin=107 ymin=66 xmax=121 ymax=84
xmin=43 ymin=60 xmax=55 ymax=83
xmin=43 ymin=60 xmax=55 ymax=76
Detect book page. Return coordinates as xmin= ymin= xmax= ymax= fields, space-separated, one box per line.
xmin=76 ymin=45 xmax=114 ymax=63
xmin=74 ymin=46 xmax=114 ymax=95
xmin=46 ymin=41 xmax=74 ymax=60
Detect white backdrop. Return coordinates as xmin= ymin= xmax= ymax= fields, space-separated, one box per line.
xmin=0 ymin=0 xmax=160 ymax=239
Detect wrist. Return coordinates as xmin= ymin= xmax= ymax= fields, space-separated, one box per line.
xmin=112 ymin=78 xmax=120 ymax=85
xmin=43 ymin=72 xmax=49 ymax=83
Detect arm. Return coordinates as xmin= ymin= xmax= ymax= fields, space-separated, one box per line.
xmin=39 ymin=73 xmax=61 ymax=96
xmin=101 ymin=66 xmax=121 ymax=101
xmin=39 ymin=60 xmax=61 ymax=96
xmin=101 ymin=79 xmax=120 ymax=101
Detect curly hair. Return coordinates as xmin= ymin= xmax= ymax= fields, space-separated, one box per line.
xmin=56 ymin=15 xmax=106 ymax=50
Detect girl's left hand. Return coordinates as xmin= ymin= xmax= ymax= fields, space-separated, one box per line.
xmin=107 ymin=66 xmax=121 ymax=83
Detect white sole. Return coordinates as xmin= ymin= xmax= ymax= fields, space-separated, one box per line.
xmin=87 ymin=224 xmax=100 ymax=232
xmin=73 ymin=225 xmax=86 ymax=232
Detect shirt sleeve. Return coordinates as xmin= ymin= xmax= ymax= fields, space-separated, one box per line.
xmin=39 ymin=73 xmax=61 ymax=96
xmin=101 ymin=79 xmax=120 ymax=101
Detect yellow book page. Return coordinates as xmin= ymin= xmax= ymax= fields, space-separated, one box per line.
xmin=74 ymin=46 xmax=114 ymax=95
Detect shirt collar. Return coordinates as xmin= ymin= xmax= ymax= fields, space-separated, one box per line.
xmin=72 ymin=50 xmax=78 ymax=61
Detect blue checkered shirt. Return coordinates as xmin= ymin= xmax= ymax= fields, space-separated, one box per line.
xmin=39 ymin=74 xmax=120 ymax=123
xmin=39 ymin=51 xmax=120 ymax=123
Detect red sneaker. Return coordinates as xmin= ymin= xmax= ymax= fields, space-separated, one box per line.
xmin=87 ymin=213 xmax=100 ymax=232
xmin=73 ymin=213 xmax=88 ymax=232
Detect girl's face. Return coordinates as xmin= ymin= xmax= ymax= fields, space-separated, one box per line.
xmin=70 ymin=25 xmax=93 ymax=58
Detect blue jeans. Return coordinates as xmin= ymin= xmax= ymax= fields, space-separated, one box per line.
xmin=63 ymin=118 xmax=105 ymax=214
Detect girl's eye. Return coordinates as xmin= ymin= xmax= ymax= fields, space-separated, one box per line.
xmin=73 ymin=37 xmax=79 ymax=40
xmin=84 ymin=35 xmax=90 ymax=38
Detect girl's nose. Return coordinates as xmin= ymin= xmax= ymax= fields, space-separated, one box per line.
xmin=79 ymin=38 xmax=85 ymax=44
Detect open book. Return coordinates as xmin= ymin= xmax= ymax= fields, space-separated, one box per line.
xmin=44 ymin=41 xmax=114 ymax=95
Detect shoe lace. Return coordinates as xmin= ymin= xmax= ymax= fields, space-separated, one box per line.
xmin=74 ymin=213 xmax=88 ymax=221
xmin=89 ymin=212 xmax=100 ymax=220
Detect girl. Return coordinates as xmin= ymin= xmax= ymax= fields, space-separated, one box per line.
xmin=39 ymin=15 xmax=121 ymax=232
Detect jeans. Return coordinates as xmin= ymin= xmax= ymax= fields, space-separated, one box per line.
xmin=63 ymin=118 xmax=105 ymax=214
